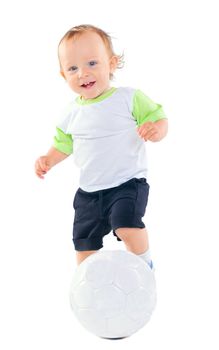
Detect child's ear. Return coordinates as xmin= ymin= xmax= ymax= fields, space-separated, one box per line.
xmin=110 ymin=56 xmax=119 ymax=73
xmin=60 ymin=70 xmax=66 ymax=79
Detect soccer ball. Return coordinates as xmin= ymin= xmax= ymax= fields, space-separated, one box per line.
xmin=69 ymin=250 xmax=156 ymax=339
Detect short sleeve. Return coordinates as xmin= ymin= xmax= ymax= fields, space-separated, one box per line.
xmin=132 ymin=89 xmax=166 ymax=126
xmin=53 ymin=127 xmax=73 ymax=155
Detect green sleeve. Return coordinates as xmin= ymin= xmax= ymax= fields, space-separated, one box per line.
xmin=53 ymin=127 xmax=73 ymax=155
xmin=132 ymin=89 xmax=166 ymax=126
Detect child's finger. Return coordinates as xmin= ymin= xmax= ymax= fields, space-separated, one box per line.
xmin=139 ymin=126 xmax=154 ymax=139
xmin=146 ymin=130 xmax=158 ymax=141
xmin=35 ymin=161 xmax=46 ymax=178
xmin=39 ymin=158 xmax=49 ymax=172
xmin=138 ymin=122 xmax=153 ymax=133
xmin=36 ymin=169 xmax=45 ymax=179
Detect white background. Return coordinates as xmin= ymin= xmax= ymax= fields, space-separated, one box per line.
xmin=0 ymin=0 xmax=219 ymax=349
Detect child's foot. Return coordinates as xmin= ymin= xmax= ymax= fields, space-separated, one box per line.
xmin=137 ymin=250 xmax=155 ymax=271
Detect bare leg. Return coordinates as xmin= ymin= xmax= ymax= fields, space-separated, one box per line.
xmin=76 ymin=250 xmax=98 ymax=265
xmin=115 ymin=227 xmax=149 ymax=255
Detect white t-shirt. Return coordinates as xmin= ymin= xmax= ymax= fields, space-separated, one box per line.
xmin=54 ymin=87 xmax=166 ymax=192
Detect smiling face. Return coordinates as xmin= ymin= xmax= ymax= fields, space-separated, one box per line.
xmin=59 ymin=31 xmax=118 ymax=99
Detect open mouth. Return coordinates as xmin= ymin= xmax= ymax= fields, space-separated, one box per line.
xmin=81 ymin=81 xmax=96 ymax=89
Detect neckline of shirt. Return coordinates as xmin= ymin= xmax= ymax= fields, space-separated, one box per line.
xmin=75 ymin=87 xmax=118 ymax=106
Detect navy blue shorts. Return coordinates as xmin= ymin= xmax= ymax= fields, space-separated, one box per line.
xmin=72 ymin=178 xmax=150 ymax=251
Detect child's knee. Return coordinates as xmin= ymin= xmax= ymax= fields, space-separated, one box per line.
xmin=115 ymin=227 xmax=148 ymax=254
xmin=115 ymin=227 xmax=146 ymax=242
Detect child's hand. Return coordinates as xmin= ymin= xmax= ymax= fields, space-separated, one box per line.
xmin=137 ymin=122 xmax=160 ymax=142
xmin=35 ymin=156 xmax=51 ymax=179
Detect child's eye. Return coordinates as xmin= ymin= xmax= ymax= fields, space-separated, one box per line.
xmin=68 ymin=66 xmax=77 ymax=72
xmin=88 ymin=61 xmax=97 ymax=67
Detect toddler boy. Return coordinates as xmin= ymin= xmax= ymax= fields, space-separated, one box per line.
xmin=35 ymin=24 xmax=168 ymax=267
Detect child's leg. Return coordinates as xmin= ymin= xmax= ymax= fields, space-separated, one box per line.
xmin=115 ymin=227 xmax=149 ymax=254
xmin=115 ymin=227 xmax=153 ymax=268
xmin=76 ymin=250 xmax=98 ymax=265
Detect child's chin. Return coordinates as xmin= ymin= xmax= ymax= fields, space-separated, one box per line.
xmin=83 ymin=91 xmax=100 ymax=100
xmin=82 ymin=93 xmax=97 ymax=100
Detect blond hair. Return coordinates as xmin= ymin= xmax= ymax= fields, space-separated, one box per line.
xmin=58 ymin=24 xmax=124 ymax=79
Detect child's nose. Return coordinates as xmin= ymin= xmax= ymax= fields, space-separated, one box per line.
xmin=78 ymin=67 xmax=89 ymax=79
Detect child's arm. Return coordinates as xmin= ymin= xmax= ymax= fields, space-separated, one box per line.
xmin=35 ymin=146 xmax=70 ymax=179
xmin=137 ymin=118 xmax=168 ymax=142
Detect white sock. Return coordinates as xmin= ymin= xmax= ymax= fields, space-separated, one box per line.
xmin=137 ymin=249 xmax=153 ymax=269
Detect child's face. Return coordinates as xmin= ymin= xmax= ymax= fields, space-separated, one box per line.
xmin=59 ymin=31 xmax=118 ymax=99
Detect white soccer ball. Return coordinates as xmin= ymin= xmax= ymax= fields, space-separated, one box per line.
xmin=69 ymin=250 xmax=156 ymax=339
